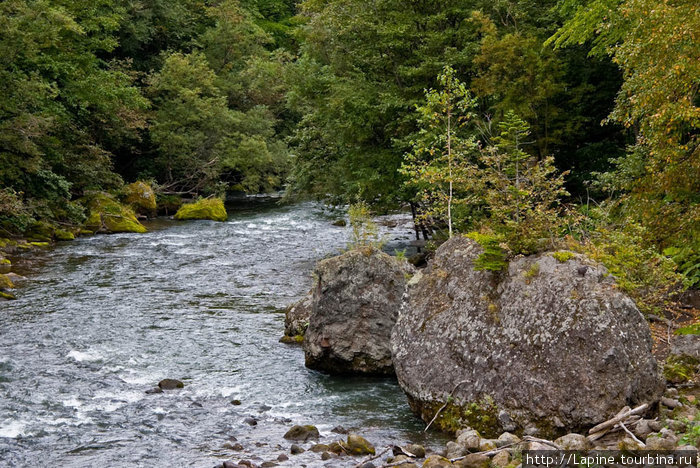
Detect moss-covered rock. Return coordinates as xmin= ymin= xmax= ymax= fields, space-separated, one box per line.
xmin=0 ymin=273 xmax=15 ymax=290
xmin=29 ymin=242 xmax=50 ymax=247
xmin=123 ymin=181 xmax=157 ymax=217
xmin=83 ymin=193 xmax=147 ymax=234
xmin=54 ymin=229 xmax=75 ymax=241
xmin=279 ymin=335 xmax=304 ymax=344
xmin=0 ymin=291 xmax=16 ymax=300
xmin=174 ymin=198 xmax=227 ymax=222
xmin=25 ymin=221 xmax=55 ymax=242
xmin=344 ymin=434 xmax=375 ymax=456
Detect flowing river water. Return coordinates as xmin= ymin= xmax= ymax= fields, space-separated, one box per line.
xmin=0 ymin=199 xmax=446 ymax=467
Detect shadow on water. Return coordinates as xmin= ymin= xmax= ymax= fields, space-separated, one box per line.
xmin=0 ymin=199 xmax=446 ymax=467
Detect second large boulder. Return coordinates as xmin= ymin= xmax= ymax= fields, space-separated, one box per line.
xmin=391 ymin=236 xmax=664 ymax=437
xmin=303 ymin=247 xmax=414 ymax=375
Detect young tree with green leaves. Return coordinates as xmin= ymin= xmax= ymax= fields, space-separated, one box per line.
xmin=400 ymin=67 xmax=480 ymax=238
xmin=481 ymin=112 xmax=570 ymax=255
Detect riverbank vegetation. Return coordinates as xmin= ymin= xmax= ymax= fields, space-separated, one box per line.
xmin=0 ymin=0 xmax=697 ymax=312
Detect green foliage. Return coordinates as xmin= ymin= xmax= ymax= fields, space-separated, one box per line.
xmin=664 ymin=244 xmax=700 ymax=289
xmin=524 ymin=263 xmax=541 ymax=279
xmin=400 ymin=66 xmax=480 ymax=237
xmin=480 ymin=112 xmax=570 ymax=255
xmin=663 ymin=355 xmax=698 ymax=385
xmin=551 ymin=251 xmax=575 ymax=263
xmin=676 ymin=323 xmax=700 ymax=336
xmin=680 ymin=423 xmax=700 ymax=447
xmin=288 ymin=0 xmax=480 ymax=208
xmin=551 ymin=0 xmax=700 ymax=252
xmin=582 ymin=223 xmax=686 ymax=314
xmin=467 ymin=232 xmax=508 ymax=272
xmin=348 ymin=201 xmax=383 ymax=250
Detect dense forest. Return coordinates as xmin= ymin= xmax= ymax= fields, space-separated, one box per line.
xmin=0 ymin=0 xmax=698 ymax=312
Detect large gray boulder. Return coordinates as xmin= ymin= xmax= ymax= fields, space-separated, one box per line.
xmin=303 ymin=247 xmax=414 ymax=375
xmin=392 ymin=236 xmax=664 ymax=437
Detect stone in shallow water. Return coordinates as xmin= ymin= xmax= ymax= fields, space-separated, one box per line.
xmin=158 ymin=379 xmax=184 ymax=390
xmin=290 ymin=444 xmax=305 ymax=454
xmin=283 ymin=424 xmax=319 ymax=442
xmin=303 ymin=247 xmax=414 ymax=375
xmin=344 ymin=433 xmax=375 ymax=456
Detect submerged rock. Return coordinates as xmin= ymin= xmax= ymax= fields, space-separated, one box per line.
xmin=83 ymin=192 xmax=147 ymax=234
xmin=303 ymin=247 xmax=414 ymax=375
xmin=391 ymin=236 xmax=664 ymax=437
xmin=174 ymin=198 xmax=227 ymax=222
xmin=123 ymin=181 xmax=157 ymax=217
xmin=158 ymin=378 xmax=184 ymax=390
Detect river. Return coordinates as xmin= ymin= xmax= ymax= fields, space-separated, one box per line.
xmin=0 ymin=199 xmax=445 ymax=467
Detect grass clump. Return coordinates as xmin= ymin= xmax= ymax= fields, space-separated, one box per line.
xmin=551 ymin=251 xmax=575 ymax=263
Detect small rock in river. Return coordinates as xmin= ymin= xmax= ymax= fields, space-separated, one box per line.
xmin=158 ymin=379 xmax=184 ymax=390
xmin=331 ymin=425 xmax=348 ymax=434
xmin=223 ymin=442 xmax=245 ymax=451
xmin=283 ymin=425 xmax=319 ymax=442
xmin=145 ymin=387 xmax=163 ymax=394
xmin=243 ymin=417 xmax=258 ymax=426
xmin=345 ymin=434 xmax=375 ymax=456
xmin=290 ymin=444 xmax=305 ymax=454
xmin=276 ymin=454 xmax=288 ymax=462
xmin=231 ymin=399 xmax=242 ymax=405
xmin=402 ymin=444 xmax=425 ymax=458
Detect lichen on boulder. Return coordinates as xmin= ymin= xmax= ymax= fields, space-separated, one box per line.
xmin=303 ymin=247 xmax=414 ymax=375
xmin=123 ymin=181 xmax=157 ymax=217
xmin=173 ymin=198 xmax=227 ymax=222
xmin=391 ymin=235 xmax=664 ymax=437
xmin=83 ymin=192 xmax=147 ymax=234
xmin=283 ymin=292 xmax=312 ymax=340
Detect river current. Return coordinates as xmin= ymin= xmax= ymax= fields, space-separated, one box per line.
xmin=0 ymin=199 xmax=444 ymax=467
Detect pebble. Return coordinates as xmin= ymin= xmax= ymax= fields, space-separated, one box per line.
xmin=243 ymin=417 xmax=258 ymax=426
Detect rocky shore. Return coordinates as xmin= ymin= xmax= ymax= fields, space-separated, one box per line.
xmin=271 ymin=233 xmax=700 ymax=468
